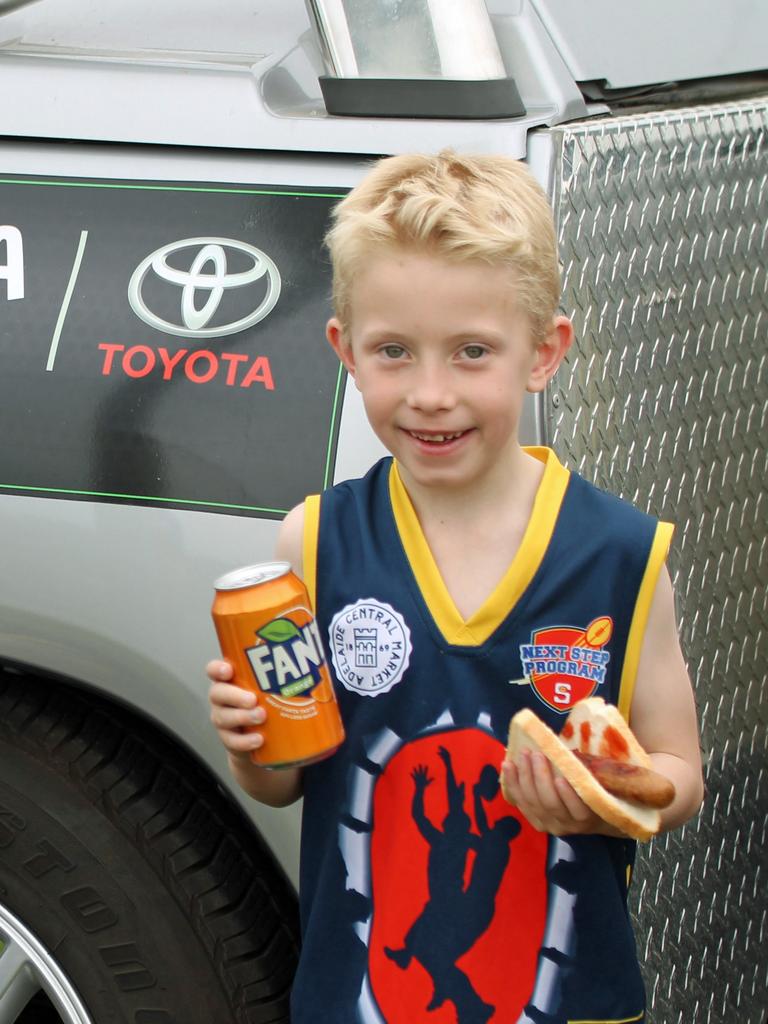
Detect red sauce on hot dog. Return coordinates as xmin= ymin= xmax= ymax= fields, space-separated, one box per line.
xmin=601 ymin=724 xmax=630 ymax=761
xmin=580 ymin=721 xmax=592 ymax=751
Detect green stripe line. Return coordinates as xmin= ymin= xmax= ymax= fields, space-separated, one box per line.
xmin=0 ymin=177 xmax=346 ymax=198
xmin=323 ymin=364 xmax=347 ymax=488
xmin=0 ymin=483 xmax=288 ymax=516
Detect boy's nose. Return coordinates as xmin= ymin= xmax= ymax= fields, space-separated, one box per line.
xmin=406 ymin=365 xmax=457 ymax=412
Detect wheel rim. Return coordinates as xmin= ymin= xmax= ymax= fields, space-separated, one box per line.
xmin=0 ymin=901 xmax=93 ymax=1024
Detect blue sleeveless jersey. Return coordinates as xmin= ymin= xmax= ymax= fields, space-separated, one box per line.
xmin=293 ymin=448 xmax=673 ymax=1024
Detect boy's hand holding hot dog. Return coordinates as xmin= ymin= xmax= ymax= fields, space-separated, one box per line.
xmin=501 ymin=697 xmax=674 ymax=840
xmin=502 ymin=562 xmax=703 ymax=840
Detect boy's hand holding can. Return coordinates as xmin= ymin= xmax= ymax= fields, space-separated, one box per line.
xmin=207 ymin=658 xmax=267 ymax=760
xmin=210 ymin=561 xmax=345 ymax=771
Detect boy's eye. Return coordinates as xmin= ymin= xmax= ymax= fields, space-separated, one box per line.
xmin=381 ymin=344 xmax=407 ymax=359
xmin=462 ymin=344 xmax=487 ymax=360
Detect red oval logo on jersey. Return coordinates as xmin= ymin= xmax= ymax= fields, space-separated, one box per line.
xmin=367 ymin=729 xmax=547 ymax=1022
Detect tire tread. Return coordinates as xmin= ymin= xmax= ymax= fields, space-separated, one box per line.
xmin=0 ymin=669 xmax=299 ymax=1023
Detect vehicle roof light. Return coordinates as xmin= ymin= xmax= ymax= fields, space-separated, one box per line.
xmin=305 ymin=0 xmax=525 ymax=119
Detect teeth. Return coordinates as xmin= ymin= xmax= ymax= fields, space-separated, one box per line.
xmin=412 ymin=431 xmax=463 ymax=443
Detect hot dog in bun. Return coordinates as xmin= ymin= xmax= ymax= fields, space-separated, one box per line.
xmin=502 ymin=697 xmax=675 ymax=841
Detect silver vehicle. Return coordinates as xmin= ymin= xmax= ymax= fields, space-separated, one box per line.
xmin=0 ymin=1 xmax=765 ymax=1021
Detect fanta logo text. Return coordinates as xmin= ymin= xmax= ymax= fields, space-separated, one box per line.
xmin=247 ymin=616 xmax=326 ymax=697
xmin=98 ymin=343 xmax=274 ymax=388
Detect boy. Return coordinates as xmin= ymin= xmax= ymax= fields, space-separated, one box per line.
xmin=209 ymin=151 xmax=704 ymax=1023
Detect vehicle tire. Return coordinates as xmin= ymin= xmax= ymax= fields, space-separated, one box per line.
xmin=0 ymin=667 xmax=300 ymax=1024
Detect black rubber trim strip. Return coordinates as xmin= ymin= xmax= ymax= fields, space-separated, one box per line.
xmin=319 ymin=75 xmax=525 ymax=119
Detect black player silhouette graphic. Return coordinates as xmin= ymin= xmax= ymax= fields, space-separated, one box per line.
xmin=385 ymin=747 xmax=521 ymax=1022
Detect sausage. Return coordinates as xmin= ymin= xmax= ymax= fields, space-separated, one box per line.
xmin=573 ymin=751 xmax=676 ymax=809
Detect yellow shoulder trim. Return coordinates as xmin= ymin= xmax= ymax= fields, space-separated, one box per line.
xmin=389 ymin=447 xmax=570 ymax=647
xmin=617 ymin=520 xmax=675 ymax=721
xmin=302 ymin=494 xmax=321 ymax=613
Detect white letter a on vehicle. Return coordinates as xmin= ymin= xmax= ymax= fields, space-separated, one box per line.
xmin=0 ymin=226 xmax=24 ymax=300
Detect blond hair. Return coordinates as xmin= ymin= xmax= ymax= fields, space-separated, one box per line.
xmin=325 ymin=150 xmax=561 ymax=340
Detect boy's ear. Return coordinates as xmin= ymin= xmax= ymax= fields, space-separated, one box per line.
xmin=326 ymin=318 xmax=357 ymax=379
xmin=527 ymin=315 xmax=573 ymax=393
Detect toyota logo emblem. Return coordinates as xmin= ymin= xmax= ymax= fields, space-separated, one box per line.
xmin=128 ymin=237 xmax=281 ymax=338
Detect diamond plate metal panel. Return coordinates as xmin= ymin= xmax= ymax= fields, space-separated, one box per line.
xmin=544 ymin=97 xmax=768 ymax=1023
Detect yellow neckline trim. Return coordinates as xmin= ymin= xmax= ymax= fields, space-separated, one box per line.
xmin=388 ymin=447 xmax=570 ymax=647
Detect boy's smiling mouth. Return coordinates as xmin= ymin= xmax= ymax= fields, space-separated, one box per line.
xmin=404 ymin=428 xmax=473 ymax=448
xmin=410 ymin=430 xmax=465 ymax=442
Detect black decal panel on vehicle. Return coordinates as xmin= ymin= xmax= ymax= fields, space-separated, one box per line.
xmin=0 ymin=176 xmax=346 ymax=517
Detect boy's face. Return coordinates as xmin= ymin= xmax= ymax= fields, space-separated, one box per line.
xmin=327 ymin=248 xmax=570 ymax=494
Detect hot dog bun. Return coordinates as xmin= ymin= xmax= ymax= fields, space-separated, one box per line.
xmin=502 ymin=697 xmax=671 ymax=841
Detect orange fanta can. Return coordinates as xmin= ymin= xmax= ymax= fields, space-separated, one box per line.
xmin=212 ymin=561 xmax=345 ymax=769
